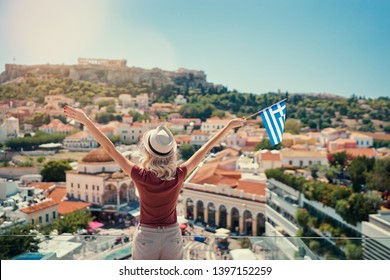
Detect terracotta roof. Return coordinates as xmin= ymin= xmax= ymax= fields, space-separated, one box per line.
xmin=333 ymin=138 xmax=356 ymax=144
xmin=358 ymin=132 xmax=390 ymax=141
xmin=280 ymin=149 xmax=327 ymax=158
xmin=214 ymin=148 xmax=240 ymax=158
xmin=174 ymin=135 xmax=192 ymax=141
xmin=47 ymin=187 xmax=67 ymax=203
xmin=58 ymin=201 xmax=91 ymax=215
xmin=28 ymin=182 xmax=56 ymax=191
xmin=20 ymin=200 xmax=59 ymax=214
xmin=291 ymin=144 xmax=310 ymax=150
xmin=259 ymin=151 xmax=281 ymax=161
xmin=331 ymin=148 xmax=379 ymax=158
xmin=81 ymin=148 xmax=114 ymax=163
xmin=215 ymin=168 xmax=241 ymax=179
xmin=192 ymin=130 xmax=209 ymax=135
xmin=66 ymin=131 xmax=89 ymax=139
xmin=190 ymin=162 xmax=220 ymax=184
xmin=236 ymin=180 xmax=266 ymax=195
xmin=246 ymin=136 xmax=261 ymax=145
xmin=204 ymin=118 xmax=231 ymax=124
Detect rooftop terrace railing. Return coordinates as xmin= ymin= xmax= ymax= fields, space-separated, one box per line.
xmin=1 ymin=233 xmax=389 ymax=260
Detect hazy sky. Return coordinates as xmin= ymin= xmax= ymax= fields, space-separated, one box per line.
xmin=0 ymin=0 xmax=389 ymax=98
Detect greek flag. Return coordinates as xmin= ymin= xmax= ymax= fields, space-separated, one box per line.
xmin=260 ymin=100 xmax=287 ymax=146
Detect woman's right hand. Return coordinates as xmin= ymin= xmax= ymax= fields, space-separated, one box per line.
xmin=227 ymin=118 xmax=246 ymax=129
xmin=63 ymin=105 xmax=89 ymax=125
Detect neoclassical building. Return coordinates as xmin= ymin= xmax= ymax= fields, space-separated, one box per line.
xmin=182 ymin=156 xmax=267 ymax=236
xmin=65 ymin=148 xmax=138 ymax=213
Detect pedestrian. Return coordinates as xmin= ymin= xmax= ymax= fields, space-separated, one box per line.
xmin=64 ymin=105 xmax=245 ymax=260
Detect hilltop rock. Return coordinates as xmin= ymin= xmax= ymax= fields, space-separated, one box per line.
xmin=0 ymin=63 xmax=210 ymax=89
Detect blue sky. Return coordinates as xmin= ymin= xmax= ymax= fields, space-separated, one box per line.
xmin=0 ymin=0 xmax=389 ymax=98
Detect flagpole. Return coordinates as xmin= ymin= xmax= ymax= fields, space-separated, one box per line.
xmin=244 ymin=98 xmax=287 ymax=119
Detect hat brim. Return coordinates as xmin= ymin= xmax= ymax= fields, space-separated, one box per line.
xmin=142 ymin=129 xmax=177 ymax=158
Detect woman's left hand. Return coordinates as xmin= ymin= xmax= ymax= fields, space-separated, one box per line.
xmin=63 ymin=105 xmax=89 ymax=125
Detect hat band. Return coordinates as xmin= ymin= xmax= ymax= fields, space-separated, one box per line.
xmin=148 ymin=135 xmax=172 ymax=157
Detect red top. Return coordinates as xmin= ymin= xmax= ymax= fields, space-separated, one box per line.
xmin=131 ymin=165 xmax=187 ymax=226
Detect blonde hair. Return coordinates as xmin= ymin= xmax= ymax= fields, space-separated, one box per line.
xmin=137 ymin=141 xmax=178 ymax=180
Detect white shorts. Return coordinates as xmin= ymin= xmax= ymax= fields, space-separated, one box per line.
xmin=132 ymin=224 xmax=184 ymax=260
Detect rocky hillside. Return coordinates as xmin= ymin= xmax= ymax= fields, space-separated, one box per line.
xmin=0 ymin=63 xmax=210 ymax=89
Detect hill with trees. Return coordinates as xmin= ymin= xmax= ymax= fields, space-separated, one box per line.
xmin=0 ymin=63 xmax=389 ymax=132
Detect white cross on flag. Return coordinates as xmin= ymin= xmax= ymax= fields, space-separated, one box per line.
xmin=260 ymin=100 xmax=287 ymax=146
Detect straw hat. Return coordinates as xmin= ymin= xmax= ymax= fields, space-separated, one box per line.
xmin=142 ymin=125 xmax=177 ymax=158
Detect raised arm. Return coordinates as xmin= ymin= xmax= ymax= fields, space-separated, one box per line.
xmin=64 ymin=105 xmax=135 ymax=175
xmin=182 ymin=118 xmax=246 ymax=174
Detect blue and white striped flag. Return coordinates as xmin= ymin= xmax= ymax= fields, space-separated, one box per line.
xmin=260 ymin=100 xmax=287 ymax=146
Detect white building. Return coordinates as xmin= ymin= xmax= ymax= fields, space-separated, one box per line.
xmin=63 ymin=131 xmax=99 ymax=151
xmin=350 ymin=132 xmax=373 ymax=148
xmin=0 ymin=116 xmax=20 ymax=143
xmin=182 ymin=153 xmax=267 ymax=236
xmin=191 ymin=130 xmax=211 ymax=149
xmin=280 ymin=149 xmax=328 ymax=167
xmin=65 ymin=148 xmax=137 ymax=211
xmin=362 ymin=211 xmax=390 ymax=260
xmin=255 ymin=150 xmax=282 ymax=171
xmin=19 ymin=200 xmax=59 ymax=226
xmin=174 ymin=95 xmax=187 ymax=105
xmin=0 ymin=178 xmax=19 ymax=199
xmin=201 ymin=118 xmax=230 ymax=134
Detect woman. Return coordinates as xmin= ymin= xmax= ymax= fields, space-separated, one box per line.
xmin=64 ymin=105 xmax=245 ymax=259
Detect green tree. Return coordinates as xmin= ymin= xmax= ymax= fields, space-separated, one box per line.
xmin=329 ymin=151 xmax=349 ymax=168
xmin=24 ymin=112 xmax=50 ymax=127
xmin=366 ymin=158 xmax=390 ymax=192
xmin=296 ymin=208 xmax=310 ymax=230
xmin=179 ymin=144 xmax=195 ymax=160
xmin=0 ymin=223 xmax=38 ymax=259
xmin=40 ymin=160 xmax=72 ymax=182
xmin=255 ymin=139 xmax=282 ymax=151
xmin=211 ymin=110 xmax=226 ymax=118
xmin=347 ymin=156 xmax=376 ymax=192
xmin=284 ymin=119 xmax=301 ymax=134
xmin=344 ymin=242 xmax=362 ymax=260
xmin=52 ymin=209 xmax=93 ymax=234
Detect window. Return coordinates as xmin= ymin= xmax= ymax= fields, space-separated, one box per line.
xmin=92 ymin=185 xmax=95 ymax=191
xmin=39 ymin=216 xmax=42 ymax=224
xmin=86 ymin=184 xmax=88 ymax=189
xmin=97 ymin=186 xmax=100 ymax=191
xmin=299 ymin=160 xmax=303 ymax=167
xmin=92 ymin=196 xmax=95 ymax=203
xmin=78 ymin=184 xmax=80 ymax=189
xmin=367 ymin=141 xmax=369 ymax=145
xmin=32 ymin=219 xmax=35 ymax=224
xmin=53 ymin=211 xmax=56 ymax=219
xmin=78 ymin=194 xmax=81 ymax=200
xmin=309 ymin=161 xmax=312 ymax=165
xmin=97 ymin=197 xmax=100 ymax=203
xmin=71 ymin=183 xmax=73 ymax=188
xmin=86 ymin=195 xmax=89 ymax=201
xmin=46 ymin=213 xmax=49 ymax=222
xmin=289 ymin=160 xmax=293 ymax=165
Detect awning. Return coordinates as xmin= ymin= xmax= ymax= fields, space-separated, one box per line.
xmin=215 ymin=228 xmax=230 ymax=234
xmin=88 ymin=221 xmax=104 ymax=230
xmin=177 ymin=215 xmax=188 ymax=224
xmin=129 ymin=209 xmax=140 ymax=217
